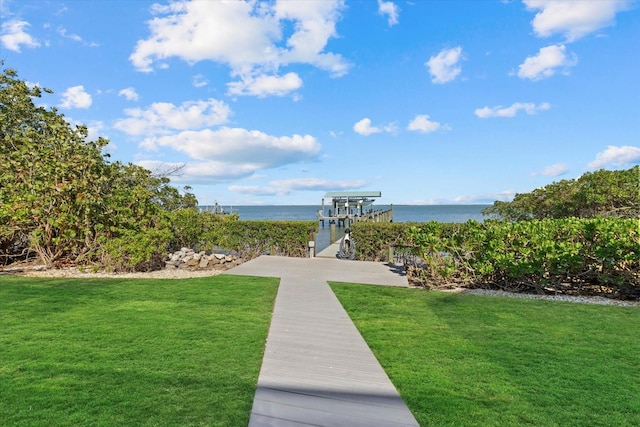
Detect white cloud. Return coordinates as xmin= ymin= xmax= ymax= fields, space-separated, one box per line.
xmin=84 ymin=120 xmax=107 ymax=143
xmin=138 ymin=128 xmax=324 ymax=186
xmin=230 ymin=177 xmax=367 ymax=196
xmin=273 ymin=1 xmax=350 ymax=76
xmin=518 ymin=44 xmax=577 ymax=80
xmin=378 ymin=0 xmax=400 ymax=26
xmin=588 ymin=145 xmax=640 ymax=169
xmin=1 ymin=20 xmax=40 ymax=52
xmin=524 ymin=0 xmax=631 ymax=42
xmin=227 ymin=72 xmax=303 ymax=97
xmin=382 ymin=122 xmax=399 ymax=134
xmin=137 ymin=160 xmax=257 ymax=183
xmin=114 ymin=99 xmax=231 ymax=136
xmin=114 ymin=96 xmax=321 ymax=181
xmin=66 ymin=117 xmax=108 ymax=144
xmin=192 ymin=74 xmax=208 ymax=88
xmin=130 ymin=1 xmax=276 ymax=72
xmin=408 ymin=190 xmax=516 ymax=205
xmin=271 ymin=177 xmax=367 ymax=191
xmin=453 ymin=190 xmax=516 ymax=204
xmin=144 ymin=127 xmax=321 ymax=169
xmin=353 ymin=118 xmax=382 ymax=136
xmin=475 ymin=102 xmax=551 ymax=118
xmin=57 ymin=27 xmax=81 ymax=42
xmin=407 ymin=115 xmax=446 ymax=133
xmin=130 ymin=0 xmax=349 ymax=97
xmin=57 ymin=26 xmax=98 ymax=47
xmin=532 ymin=163 xmax=569 ymax=176
xmin=426 ymin=46 xmax=463 ymax=84
xmin=228 ymin=185 xmax=283 ymax=196
xmin=118 ymin=87 xmax=139 ymax=101
xmin=60 ymin=85 xmax=92 ymax=109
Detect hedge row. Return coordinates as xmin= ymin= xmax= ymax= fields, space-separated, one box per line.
xmin=352 ymin=219 xmax=640 ymax=299
xmin=351 ymin=222 xmax=455 ymax=261
xmin=170 ymin=209 xmax=316 ymax=261
xmin=80 ymin=209 xmax=316 ymax=271
xmin=208 ymin=220 xmax=317 ymax=259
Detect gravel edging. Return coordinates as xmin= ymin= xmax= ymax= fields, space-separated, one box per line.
xmin=0 ymin=265 xmax=225 ymax=280
xmin=3 ymin=263 xmax=638 ymax=307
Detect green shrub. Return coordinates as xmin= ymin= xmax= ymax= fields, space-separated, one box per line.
xmin=350 ymin=219 xmax=639 ymax=298
xmin=1 ymin=66 xmax=197 ymax=268
xmin=98 ymin=226 xmax=173 ymax=272
xmin=350 ymin=222 xmax=415 ymax=261
xmin=483 ymin=166 xmax=640 ymax=220
xmin=168 ymin=208 xmax=239 ymax=251
xmin=211 ymin=220 xmax=317 ymax=259
xmin=406 ymin=221 xmax=481 ymax=285
xmin=405 ymin=218 xmax=639 ymax=298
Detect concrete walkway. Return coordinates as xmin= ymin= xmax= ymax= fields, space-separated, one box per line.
xmin=315 ymin=242 xmax=341 ymax=259
xmin=225 ymin=256 xmax=419 ymax=427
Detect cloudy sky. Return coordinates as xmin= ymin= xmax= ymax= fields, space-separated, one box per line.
xmin=2 ymin=0 xmax=639 ymax=206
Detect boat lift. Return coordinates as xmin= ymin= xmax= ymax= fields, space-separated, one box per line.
xmin=317 ymin=191 xmax=391 ymax=227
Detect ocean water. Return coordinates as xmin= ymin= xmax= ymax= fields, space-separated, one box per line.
xmin=209 ymin=204 xmax=490 ymax=223
xmin=202 ymin=204 xmax=491 ymax=252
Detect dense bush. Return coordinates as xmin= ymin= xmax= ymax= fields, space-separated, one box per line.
xmin=406 ymin=219 xmax=639 ymax=299
xmin=0 ymin=229 xmax=30 ymax=266
xmin=352 ymin=219 xmax=639 ymax=299
xmin=1 ymin=65 xmax=321 ymax=271
xmin=209 ymin=220 xmax=317 ymax=259
xmin=483 ymin=167 xmax=639 ymax=221
xmin=351 ymin=222 xmax=416 ymax=261
xmin=98 ymin=226 xmax=173 ymax=272
xmin=1 ymin=65 xmax=196 ymax=270
xmin=168 ymin=208 xmax=240 ymax=252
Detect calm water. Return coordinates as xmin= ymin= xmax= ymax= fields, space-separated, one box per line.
xmin=207 ymin=204 xmax=490 ymax=223
xmin=201 ymin=204 xmax=491 ymax=251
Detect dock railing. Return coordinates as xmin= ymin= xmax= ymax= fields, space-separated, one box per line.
xmin=318 ymin=205 xmax=393 ymax=227
xmin=353 ymin=208 xmax=393 ymax=223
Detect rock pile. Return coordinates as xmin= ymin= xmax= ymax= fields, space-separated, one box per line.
xmin=165 ymin=248 xmax=242 ymax=271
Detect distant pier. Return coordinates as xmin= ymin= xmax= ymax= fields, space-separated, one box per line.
xmin=317 ymin=191 xmax=393 ymax=227
xmin=199 ymin=202 xmax=232 ymax=215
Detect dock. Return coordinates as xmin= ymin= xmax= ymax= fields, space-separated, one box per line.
xmin=317 ymin=191 xmax=393 ymax=227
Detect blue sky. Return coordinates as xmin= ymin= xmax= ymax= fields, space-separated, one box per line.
xmin=2 ymin=0 xmax=639 ymax=206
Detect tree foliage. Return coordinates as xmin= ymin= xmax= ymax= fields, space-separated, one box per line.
xmin=0 ymin=65 xmax=196 ymax=268
xmin=483 ymin=167 xmax=640 ymax=221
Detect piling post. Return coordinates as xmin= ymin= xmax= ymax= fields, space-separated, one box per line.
xmin=330 ymin=223 xmax=336 ymax=244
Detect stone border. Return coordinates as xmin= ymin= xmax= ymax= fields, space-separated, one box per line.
xmin=165 ymin=248 xmax=242 ymax=271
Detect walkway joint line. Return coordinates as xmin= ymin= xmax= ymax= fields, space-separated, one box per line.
xmin=226 ymin=256 xmax=418 ymax=427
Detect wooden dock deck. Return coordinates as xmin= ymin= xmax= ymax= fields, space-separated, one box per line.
xmin=226 ymin=256 xmax=418 ymax=427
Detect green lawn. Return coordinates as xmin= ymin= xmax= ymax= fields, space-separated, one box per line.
xmin=331 ymin=283 xmax=640 ymax=427
xmin=0 ymin=275 xmax=278 ymax=427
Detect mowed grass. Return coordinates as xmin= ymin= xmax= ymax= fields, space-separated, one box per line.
xmin=330 ymin=283 xmax=640 ymax=427
xmin=0 ymin=275 xmax=278 ymax=427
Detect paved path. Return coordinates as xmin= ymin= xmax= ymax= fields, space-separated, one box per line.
xmin=225 ymin=256 xmax=419 ymax=427
xmin=315 ymin=242 xmax=341 ymax=259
